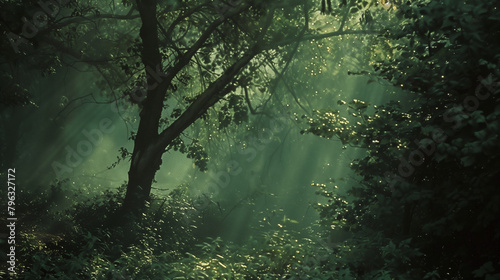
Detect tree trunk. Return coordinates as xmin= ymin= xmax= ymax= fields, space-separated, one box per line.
xmin=121 ymin=48 xmax=258 ymax=214
xmin=120 ymin=0 xmax=261 ymax=215
xmin=122 ymin=139 xmax=163 ymax=214
xmin=121 ymin=0 xmax=163 ymax=214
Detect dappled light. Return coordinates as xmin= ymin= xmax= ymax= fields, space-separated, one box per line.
xmin=1 ymin=0 xmax=499 ymax=279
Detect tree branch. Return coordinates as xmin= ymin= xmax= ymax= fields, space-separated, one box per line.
xmin=153 ymin=7 xmax=276 ymax=152
xmin=155 ymin=44 xmax=261 ymax=152
xmin=136 ymin=2 xmax=251 ymax=143
xmin=273 ymin=29 xmax=382 ymax=48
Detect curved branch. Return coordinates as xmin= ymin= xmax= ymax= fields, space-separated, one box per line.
xmin=38 ymin=13 xmax=140 ymax=38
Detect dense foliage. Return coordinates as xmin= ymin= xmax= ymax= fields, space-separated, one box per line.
xmin=2 ymin=0 xmax=499 ymax=279
xmin=304 ymin=0 xmax=500 ymax=279
xmin=0 ymin=182 xmax=346 ymax=279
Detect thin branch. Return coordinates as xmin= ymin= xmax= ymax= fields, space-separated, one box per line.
xmin=274 ymin=29 xmax=382 ymax=48
xmin=282 ymin=78 xmax=310 ymax=116
xmin=155 ymin=10 xmax=274 ymax=151
xmin=41 ymin=12 xmax=140 ymax=38
xmin=163 ymin=3 xmax=209 ymax=43
xmin=338 ymin=0 xmax=353 ymax=32
xmin=243 ymin=87 xmax=272 ymax=118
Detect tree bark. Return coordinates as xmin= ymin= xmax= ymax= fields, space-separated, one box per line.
xmin=122 ymin=0 xmax=163 ymax=214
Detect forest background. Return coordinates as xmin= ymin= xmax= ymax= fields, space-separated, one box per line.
xmin=0 ymin=0 xmax=499 ymax=279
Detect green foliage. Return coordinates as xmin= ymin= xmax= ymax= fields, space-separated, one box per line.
xmin=4 ymin=0 xmax=500 ymax=279
xmin=164 ymin=229 xmax=342 ymax=280
xmin=11 ymin=182 xmax=207 ymax=279
xmin=304 ymin=0 xmax=500 ymax=279
xmin=10 ymin=181 xmax=408 ymax=280
xmin=217 ymin=94 xmax=249 ymax=130
xmin=168 ymin=138 xmax=209 ymax=171
xmin=0 ymin=72 xmax=33 ymax=107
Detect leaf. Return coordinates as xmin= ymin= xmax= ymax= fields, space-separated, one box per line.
xmin=423 ymin=270 xmax=440 ymax=279
xmin=474 ymin=129 xmax=488 ymax=140
xmin=473 ymin=261 xmax=495 ymax=278
xmin=434 ymin=152 xmax=447 ymax=162
xmin=460 ymin=155 xmax=475 ymax=167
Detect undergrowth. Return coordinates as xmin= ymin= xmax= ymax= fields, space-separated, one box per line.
xmin=3 ymin=181 xmax=355 ymax=280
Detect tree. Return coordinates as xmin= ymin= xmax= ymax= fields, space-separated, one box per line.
xmin=304 ymin=0 xmax=500 ymax=278
xmin=1 ymin=0 xmax=383 ymax=215
xmin=120 ymin=0 xmax=388 ymax=214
